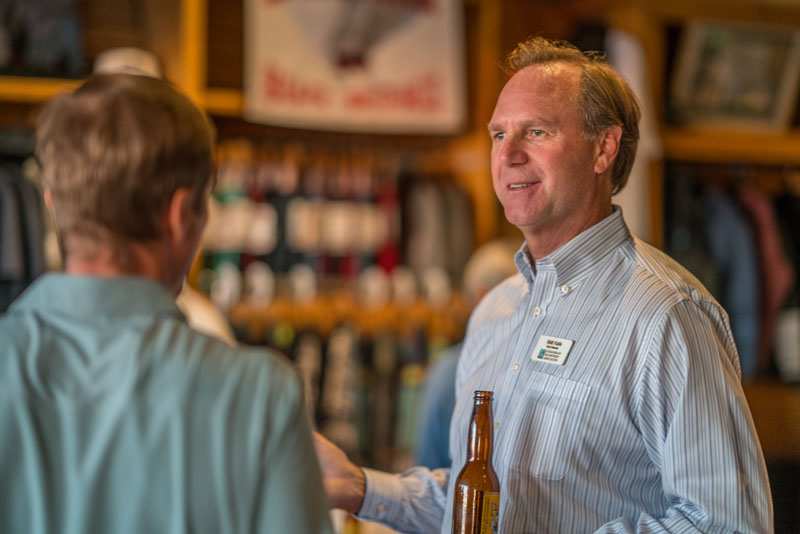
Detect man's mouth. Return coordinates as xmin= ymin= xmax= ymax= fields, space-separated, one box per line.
xmin=508 ymin=182 xmax=536 ymax=191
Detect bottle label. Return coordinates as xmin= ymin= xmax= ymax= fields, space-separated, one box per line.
xmin=480 ymin=492 xmax=500 ymax=534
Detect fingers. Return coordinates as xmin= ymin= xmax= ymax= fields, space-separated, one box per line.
xmin=314 ymin=431 xmax=345 ymax=471
xmin=312 ymin=431 xmax=366 ymax=514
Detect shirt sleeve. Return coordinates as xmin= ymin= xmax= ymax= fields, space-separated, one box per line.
xmin=595 ymin=299 xmax=773 ymax=533
xmin=255 ymin=371 xmax=335 ymax=534
xmin=357 ymin=466 xmax=450 ymax=533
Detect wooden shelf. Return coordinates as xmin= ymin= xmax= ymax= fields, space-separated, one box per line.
xmin=229 ymin=294 xmax=470 ymax=341
xmin=0 ymin=76 xmax=82 ymax=103
xmin=662 ymin=128 xmax=800 ymax=165
xmin=203 ymin=87 xmax=243 ymax=116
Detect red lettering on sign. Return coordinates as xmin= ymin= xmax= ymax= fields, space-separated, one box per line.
xmin=345 ymin=74 xmax=443 ymax=112
xmin=263 ymin=66 xmax=330 ymax=107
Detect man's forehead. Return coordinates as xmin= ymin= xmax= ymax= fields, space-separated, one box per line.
xmin=504 ymin=62 xmax=581 ymax=94
xmin=489 ymin=63 xmax=580 ymax=125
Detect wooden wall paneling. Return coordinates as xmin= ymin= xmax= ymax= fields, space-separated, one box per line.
xmin=140 ymin=0 xmax=205 ymax=99
xmin=437 ymin=0 xmax=502 ymax=245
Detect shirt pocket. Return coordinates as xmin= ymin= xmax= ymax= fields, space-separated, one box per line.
xmin=507 ymin=371 xmax=591 ymax=481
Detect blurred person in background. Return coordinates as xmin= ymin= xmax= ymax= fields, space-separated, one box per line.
xmin=0 ymin=73 xmax=332 ymax=534
xmin=415 ymin=239 xmax=518 ymax=470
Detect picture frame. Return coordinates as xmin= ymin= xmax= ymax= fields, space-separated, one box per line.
xmin=671 ymin=21 xmax=800 ymax=132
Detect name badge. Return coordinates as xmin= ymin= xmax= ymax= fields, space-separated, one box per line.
xmin=531 ymin=335 xmax=573 ymax=365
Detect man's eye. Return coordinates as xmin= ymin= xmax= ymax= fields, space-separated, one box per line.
xmin=528 ymin=129 xmax=545 ymax=137
xmin=492 ymin=131 xmax=505 ymax=141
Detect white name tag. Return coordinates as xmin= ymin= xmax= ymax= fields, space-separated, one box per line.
xmin=531 ymin=335 xmax=574 ymax=365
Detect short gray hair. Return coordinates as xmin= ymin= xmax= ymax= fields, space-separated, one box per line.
xmin=36 ymin=73 xmax=215 ymax=257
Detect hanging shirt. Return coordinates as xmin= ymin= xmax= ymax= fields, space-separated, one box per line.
xmin=738 ymin=186 xmax=795 ymax=373
xmin=0 ymin=274 xmax=333 ymax=534
xmin=704 ymin=187 xmax=760 ymax=378
xmin=358 ymin=208 xmax=772 ymax=533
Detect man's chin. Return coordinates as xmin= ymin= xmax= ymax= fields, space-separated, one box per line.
xmin=504 ymin=210 xmax=540 ymax=230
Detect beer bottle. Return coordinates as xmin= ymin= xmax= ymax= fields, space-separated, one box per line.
xmin=452 ymin=390 xmax=500 ymax=534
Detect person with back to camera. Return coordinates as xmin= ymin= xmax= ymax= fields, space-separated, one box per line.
xmin=0 ymin=73 xmax=333 ymax=534
xmin=314 ymin=36 xmax=773 ymax=533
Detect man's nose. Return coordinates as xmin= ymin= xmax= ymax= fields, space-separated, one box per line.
xmin=499 ymin=136 xmax=528 ymax=166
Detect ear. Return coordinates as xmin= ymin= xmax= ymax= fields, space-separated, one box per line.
xmin=593 ymin=125 xmax=622 ymax=176
xmin=165 ymin=187 xmax=200 ymax=245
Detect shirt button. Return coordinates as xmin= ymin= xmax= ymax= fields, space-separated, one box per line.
xmin=377 ymin=504 xmax=386 ymax=515
xmin=532 ymin=305 xmax=542 ymax=317
xmin=560 ymin=284 xmax=571 ymax=295
xmin=494 ymin=421 xmax=500 ymax=429
xmin=511 ymin=362 xmax=520 ymax=372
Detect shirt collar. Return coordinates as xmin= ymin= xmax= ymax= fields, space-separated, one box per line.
xmin=10 ymin=273 xmax=183 ymax=320
xmin=514 ymin=206 xmax=631 ymax=287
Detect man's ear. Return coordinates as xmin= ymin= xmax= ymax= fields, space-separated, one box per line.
xmin=165 ymin=187 xmax=198 ymax=244
xmin=593 ymin=125 xmax=622 ymax=176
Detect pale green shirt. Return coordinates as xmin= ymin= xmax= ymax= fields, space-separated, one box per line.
xmin=0 ymin=274 xmax=332 ymax=534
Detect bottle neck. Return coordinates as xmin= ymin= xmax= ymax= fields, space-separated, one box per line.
xmin=466 ymin=399 xmax=493 ymax=462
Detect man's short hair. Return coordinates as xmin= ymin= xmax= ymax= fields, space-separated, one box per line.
xmin=36 ymin=73 xmax=215 ymax=256
xmin=505 ymin=37 xmax=641 ymax=195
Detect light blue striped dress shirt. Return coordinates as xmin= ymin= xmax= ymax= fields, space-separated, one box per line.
xmin=359 ymin=208 xmax=772 ymax=533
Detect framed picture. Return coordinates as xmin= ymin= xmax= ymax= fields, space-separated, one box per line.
xmin=671 ymin=21 xmax=800 ymax=131
xmin=244 ymin=0 xmax=466 ymax=134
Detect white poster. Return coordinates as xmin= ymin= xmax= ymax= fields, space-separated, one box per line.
xmin=244 ymin=0 xmax=466 ymax=133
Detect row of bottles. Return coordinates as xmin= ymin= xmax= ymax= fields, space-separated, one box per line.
xmin=203 ymin=141 xmax=401 ymax=282
xmin=199 ymin=139 xmax=474 ymax=314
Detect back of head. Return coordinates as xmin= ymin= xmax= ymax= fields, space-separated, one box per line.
xmin=35 ymin=73 xmax=215 ymax=258
xmin=505 ymin=37 xmax=641 ymax=195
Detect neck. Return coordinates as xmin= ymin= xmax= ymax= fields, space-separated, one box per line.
xmin=524 ymin=203 xmax=612 ymax=260
xmin=64 ymin=240 xmax=180 ymax=295
xmin=467 ymin=399 xmax=494 ymax=462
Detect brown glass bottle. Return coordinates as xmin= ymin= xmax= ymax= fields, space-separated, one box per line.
xmin=452 ymin=390 xmax=500 ymax=534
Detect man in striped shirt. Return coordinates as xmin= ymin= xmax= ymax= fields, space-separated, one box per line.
xmin=316 ymin=37 xmax=773 ymax=533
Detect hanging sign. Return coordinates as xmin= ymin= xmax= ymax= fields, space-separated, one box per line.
xmin=244 ymin=0 xmax=466 ymax=133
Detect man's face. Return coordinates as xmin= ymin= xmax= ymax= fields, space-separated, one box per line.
xmin=488 ymin=63 xmax=611 ymax=252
